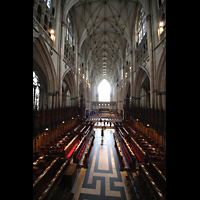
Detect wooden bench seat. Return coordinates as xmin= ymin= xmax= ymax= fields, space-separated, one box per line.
xmin=128 ymin=137 xmax=148 ymax=163
xmin=139 ymin=163 xmax=166 ymax=200
xmin=63 ymin=135 xmax=79 ymax=159
xmin=33 ymin=157 xmax=60 ymax=198
xmin=113 ymin=133 xmax=125 ymax=170
xmin=73 ymin=124 xmax=94 ymax=163
xmin=83 ymin=135 xmax=95 ymax=168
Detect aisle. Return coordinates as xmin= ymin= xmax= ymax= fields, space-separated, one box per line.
xmin=72 ymin=128 xmax=131 ymax=200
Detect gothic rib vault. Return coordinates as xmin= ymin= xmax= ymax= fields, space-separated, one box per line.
xmin=71 ymin=0 xmax=138 ymax=86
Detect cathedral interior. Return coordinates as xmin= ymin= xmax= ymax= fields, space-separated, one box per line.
xmin=33 ymin=0 xmax=166 ymax=199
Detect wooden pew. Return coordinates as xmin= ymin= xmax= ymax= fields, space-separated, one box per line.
xmin=33 ymin=157 xmax=60 ymax=196
xmin=113 ymin=133 xmax=125 ymax=170
xmin=33 ymin=155 xmax=56 ymax=182
xmin=150 ymin=162 xmax=166 ymax=185
xmin=139 ymin=163 xmax=166 ymax=200
xmin=36 ymin=158 xmax=70 ymax=200
xmin=114 ymin=124 xmax=136 ymax=170
xmin=73 ymin=124 xmax=93 ymax=163
xmin=63 ymin=135 xmax=79 ymax=159
xmin=83 ymin=135 xmax=95 ymax=168
xmin=76 ymin=139 xmax=88 ymax=162
xmin=127 ymin=126 xmax=137 ymax=135
xmin=121 ymin=136 xmax=136 ymax=171
xmin=128 ymin=137 xmax=148 ymax=163
xmin=33 ymin=157 xmax=67 ymax=200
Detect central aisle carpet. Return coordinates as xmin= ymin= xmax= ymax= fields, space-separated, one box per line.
xmin=73 ymin=128 xmax=127 ymax=200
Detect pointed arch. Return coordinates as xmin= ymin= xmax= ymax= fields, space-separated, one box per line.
xmin=33 ymin=33 xmax=57 ymax=93
xmin=62 ymin=70 xmax=77 ymax=98
xmin=33 ymin=33 xmax=57 ymax=108
xmin=134 ymin=67 xmax=150 ymax=97
xmin=133 ymin=66 xmax=150 ymax=107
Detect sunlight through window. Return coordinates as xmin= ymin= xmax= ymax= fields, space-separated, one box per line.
xmin=98 ymin=79 xmax=111 ymax=102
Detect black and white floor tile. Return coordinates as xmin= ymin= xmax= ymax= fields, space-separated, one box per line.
xmin=72 ymin=128 xmax=131 ymax=200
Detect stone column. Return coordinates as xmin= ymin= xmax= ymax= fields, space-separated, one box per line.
xmin=47 ymin=93 xmax=52 ymax=109
xmin=55 ymin=0 xmax=61 ymax=51
xmin=58 ymin=21 xmax=65 ymax=107
xmin=146 ymin=13 xmax=154 ymax=109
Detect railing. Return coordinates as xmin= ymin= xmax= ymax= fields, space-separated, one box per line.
xmin=160 ymin=28 xmax=166 ymax=41
xmin=135 ymin=33 xmax=148 ymax=65
xmin=63 ymin=39 xmax=75 ymax=70
xmin=33 ymin=16 xmax=54 ymax=47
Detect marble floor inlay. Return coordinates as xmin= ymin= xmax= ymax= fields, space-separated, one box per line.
xmin=72 ymin=128 xmax=128 ymax=200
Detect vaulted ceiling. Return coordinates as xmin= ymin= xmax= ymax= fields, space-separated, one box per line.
xmin=70 ymin=0 xmax=138 ymax=85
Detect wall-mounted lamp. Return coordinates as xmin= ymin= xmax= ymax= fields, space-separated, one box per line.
xmin=45 ymin=128 xmax=48 ymax=133
xmin=50 ymin=29 xmax=54 ymax=34
xmin=158 ymin=21 xmax=164 ymax=41
xmin=62 ymin=121 xmax=65 ymax=134
xmin=50 ymin=29 xmax=55 ymax=42
xmin=159 ymin=21 xmax=164 ymax=27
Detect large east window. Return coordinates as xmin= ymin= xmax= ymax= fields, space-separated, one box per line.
xmin=98 ymin=79 xmax=111 ymax=102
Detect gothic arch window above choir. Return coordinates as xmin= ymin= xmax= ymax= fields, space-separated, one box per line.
xmin=158 ymin=0 xmax=165 ymax=9
xmin=44 ymin=0 xmax=51 ymax=9
xmin=136 ymin=6 xmax=148 ymax=63
xmin=138 ymin=7 xmax=147 ymax=44
xmin=64 ymin=12 xmax=75 ymax=65
xmin=33 ymin=71 xmax=40 ymax=110
xmin=65 ymin=13 xmax=73 ymax=48
xmin=35 ymin=0 xmax=55 ymax=41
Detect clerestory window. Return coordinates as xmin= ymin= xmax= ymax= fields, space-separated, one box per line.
xmin=138 ymin=7 xmax=146 ymax=44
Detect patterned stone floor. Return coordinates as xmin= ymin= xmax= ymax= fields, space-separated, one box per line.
xmin=72 ymin=128 xmax=132 ymax=200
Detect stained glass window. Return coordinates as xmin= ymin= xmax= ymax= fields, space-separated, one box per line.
xmin=66 ymin=14 xmax=73 ymax=47
xmin=47 ymin=0 xmax=51 ymax=9
xmin=138 ymin=7 xmax=146 ymax=44
xmin=33 ymin=71 xmax=40 ymax=110
xmin=98 ymin=79 xmax=111 ymax=102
